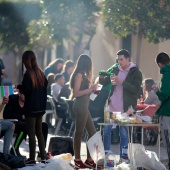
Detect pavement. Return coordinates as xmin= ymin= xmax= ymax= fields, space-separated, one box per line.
xmin=0 ymin=127 xmax=169 ymax=169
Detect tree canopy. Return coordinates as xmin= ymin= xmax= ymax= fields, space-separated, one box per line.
xmin=0 ymin=1 xmax=42 ymax=53
xmin=28 ymin=0 xmax=100 ymax=58
xmin=102 ymin=0 xmax=170 ymax=64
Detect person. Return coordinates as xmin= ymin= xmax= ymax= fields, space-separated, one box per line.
xmin=0 ymin=97 xmax=15 ymax=154
xmin=17 ymin=50 xmax=48 ymax=165
xmin=143 ymin=78 xmax=161 ymax=106
xmin=3 ymin=91 xmax=48 ymax=160
xmin=51 ymin=74 xmax=65 ymax=102
xmin=0 ymin=58 xmax=5 ymax=85
xmin=44 ymin=58 xmax=64 ymax=77
xmin=62 ymin=60 xmax=74 ymax=83
xmin=58 ymin=82 xmax=71 ymax=99
xmin=46 ymin=73 xmax=55 ymax=96
xmin=70 ymin=54 xmax=102 ymax=169
xmin=152 ymin=52 xmax=170 ymax=169
xmin=51 ymin=74 xmax=68 ymax=130
xmin=100 ymin=49 xmax=142 ymax=160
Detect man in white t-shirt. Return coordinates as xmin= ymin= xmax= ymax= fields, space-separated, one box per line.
xmin=51 ymin=74 xmax=65 ymax=102
xmin=51 ymin=74 xmax=68 ymax=130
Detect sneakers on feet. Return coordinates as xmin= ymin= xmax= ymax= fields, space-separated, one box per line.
xmin=36 ymin=152 xmax=51 ymax=162
xmin=25 ymin=158 xmax=36 ymax=166
xmin=74 ymin=159 xmax=89 ymax=169
xmin=41 ymin=160 xmax=50 ymax=164
xmin=85 ymin=159 xmax=103 ymax=169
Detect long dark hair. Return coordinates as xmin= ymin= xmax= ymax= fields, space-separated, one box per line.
xmin=22 ymin=50 xmax=45 ymax=88
xmin=143 ymin=78 xmax=155 ymax=92
xmin=70 ymin=54 xmax=92 ymax=89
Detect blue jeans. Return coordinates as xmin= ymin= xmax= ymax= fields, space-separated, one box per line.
xmin=103 ymin=124 xmax=128 ymax=157
xmin=0 ymin=120 xmax=14 ymax=154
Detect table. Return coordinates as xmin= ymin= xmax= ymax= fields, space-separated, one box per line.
xmin=98 ymin=122 xmax=160 ymax=168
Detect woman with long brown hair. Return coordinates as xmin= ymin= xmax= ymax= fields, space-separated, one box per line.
xmin=17 ymin=50 xmax=48 ymax=165
xmin=70 ymin=54 xmax=102 ymax=169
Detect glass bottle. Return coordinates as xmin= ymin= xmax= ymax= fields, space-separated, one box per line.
xmin=104 ymin=101 xmax=110 ymax=123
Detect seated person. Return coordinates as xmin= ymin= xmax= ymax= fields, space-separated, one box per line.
xmin=143 ymin=78 xmax=161 ymax=106
xmin=3 ymin=91 xmax=48 ymax=159
xmin=58 ymin=82 xmax=71 ymax=99
xmin=51 ymin=74 xmax=69 ymax=130
xmin=0 ymin=97 xmax=15 ymax=154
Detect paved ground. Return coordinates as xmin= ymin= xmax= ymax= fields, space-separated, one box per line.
xmin=0 ymin=127 xmax=169 ymax=169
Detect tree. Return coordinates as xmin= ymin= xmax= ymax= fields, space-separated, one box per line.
xmin=102 ymin=0 xmax=170 ymax=65
xmin=28 ymin=0 xmax=100 ymax=60
xmin=0 ymin=1 xmax=42 ymax=82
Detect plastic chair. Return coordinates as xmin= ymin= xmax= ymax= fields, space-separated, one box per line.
xmin=141 ymin=105 xmax=159 ymax=145
xmin=43 ymin=95 xmax=57 ymax=127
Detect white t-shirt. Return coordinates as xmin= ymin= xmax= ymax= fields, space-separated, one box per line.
xmin=51 ymin=83 xmax=62 ymax=102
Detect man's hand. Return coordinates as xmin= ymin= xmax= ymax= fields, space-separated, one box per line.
xmin=111 ymin=76 xmax=123 ymax=85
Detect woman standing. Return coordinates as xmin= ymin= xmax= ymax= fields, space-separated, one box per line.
xmin=70 ymin=54 xmax=102 ymax=169
xmin=17 ymin=50 xmax=48 ymax=165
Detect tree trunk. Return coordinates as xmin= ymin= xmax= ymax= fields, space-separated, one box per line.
xmin=73 ymin=34 xmax=83 ymax=61
xmin=136 ymin=26 xmax=143 ymax=66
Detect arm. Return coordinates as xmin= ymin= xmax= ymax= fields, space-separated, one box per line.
xmin=17 ymin=72 xmax=32 ymax=95
xmin=122 ymin=69 xmax=142 ymax=94
xmin=0 ymin=58 xmax=5 ymax=76
xmin=73 ymin=73 xmax=96 ymax=97
xmin=52 ymin=85 xmax=60 ymax=102
xmin=0 ymin=96 xmax=8 ymax=113
xmin=144 ymin=91 xmax=155 ymax=104
xmin=156 ymin=72 xmax=170 ymax=102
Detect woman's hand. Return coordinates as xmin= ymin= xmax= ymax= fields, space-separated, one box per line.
xmin=2 ymin=96 xmax=8 ymax=105
xmin=90 ymin=83 xmax=98 ymax=92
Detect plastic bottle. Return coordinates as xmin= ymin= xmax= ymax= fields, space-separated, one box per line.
xmin=104 ymin=101 xmax=110 ymax=123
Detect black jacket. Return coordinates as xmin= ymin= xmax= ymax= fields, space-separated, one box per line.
xmin=17 ymin=71 xmax=48 ymax=117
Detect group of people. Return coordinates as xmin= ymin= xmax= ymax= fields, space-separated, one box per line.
xmin=0 ymin=49 xmax=170 ymax=170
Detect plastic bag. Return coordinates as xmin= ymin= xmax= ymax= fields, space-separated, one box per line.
xmin=128 ymin=143 xmax=166 ymax=170
xmin=18 ymin=158 xmax=74 ymax=170
xmin=87 ymin=131 xmax=105 ymax=162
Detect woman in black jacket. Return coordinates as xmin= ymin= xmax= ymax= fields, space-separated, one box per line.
xmin=17 ymin=50 xmax=48 ymax=165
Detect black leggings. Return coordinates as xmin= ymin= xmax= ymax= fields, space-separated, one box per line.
xmin=26 ymin=116 xmax=46 ymax=160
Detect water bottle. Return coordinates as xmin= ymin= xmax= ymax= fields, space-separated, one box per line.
xmin=122 ymin=146 xmax=128 ymax=160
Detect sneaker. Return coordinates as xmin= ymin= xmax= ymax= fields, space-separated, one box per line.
xmin=25 ymin=158 xmax=36 ymax=166
xmin=37 ymin=152 xmax=50 ymax=162
xmin=41 ymin=160 xmax=50 ymax=164
xmin=37 ymin=152 xmax=41 ymax=162
xmin=85 ymin=159 xmax=103 ymax=169
xmin=74 ymin=159 xmax=89 ymax=169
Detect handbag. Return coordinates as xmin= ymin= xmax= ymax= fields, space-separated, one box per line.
xmin=0 ymin=152 xmax=25 ymax=169
xmin=48 ymin=136 xmax=74 ymax=156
